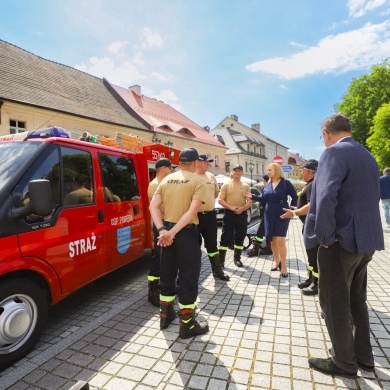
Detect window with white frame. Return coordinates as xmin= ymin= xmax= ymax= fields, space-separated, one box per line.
xmin=225 ymin=161 xmax=231 ymax=173
xmin=215 ymin=155 xmax=219 ymax=167
xmin=10 ymin=120 xmax=26 ymax=134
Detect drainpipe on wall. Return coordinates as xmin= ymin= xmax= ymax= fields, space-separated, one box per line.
xmin=0 ymin=101 xmax=3 ymax=124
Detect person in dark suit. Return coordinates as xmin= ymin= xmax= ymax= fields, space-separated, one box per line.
xmin=304 ymin=114 xmax=384 ymax=378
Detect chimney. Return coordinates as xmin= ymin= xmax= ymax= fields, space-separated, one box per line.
xmin=251 ymin=123 xmax=260 ymax=133
xmin=230 ymin=114 xmax=238 ymax=121
xmin=129 ymin=85 xmax=141 ymax=95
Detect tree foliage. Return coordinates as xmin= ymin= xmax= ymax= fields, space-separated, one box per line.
xmin=367 ymin=103 xmax=390 ymax=169
xmin=336 ymin=59 xmax=390 ymax=147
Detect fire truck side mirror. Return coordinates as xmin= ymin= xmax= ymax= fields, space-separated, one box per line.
xmin=29 ymin=180 xmax=53 ymax=216
xmin=9 ymin=179 xmax=53 ymax=220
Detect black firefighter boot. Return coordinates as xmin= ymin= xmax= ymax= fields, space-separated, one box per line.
xmin=219 ymin=249 xmax=227 ymax=268
xmin=259 ymin=242 xmax=273 ymax=256
xmin=298 ymin=270 xmax=312 ymax=289
xmin=247 ymin=239 xmax=262 ymax=257
xmin=160 ymin=300 xmax=176 ymax=330
xmin=179 ymin=308 xmax=209 ymax=339
xmin=148 ymin=279 xmax=160 ymax=307
xmin=302 ymin=276 xmax=318 ymax=296
xmin=234 ymin=248 xmax=243 ymax=267
xmin=209 ymin=255 xmax=230 ymax=281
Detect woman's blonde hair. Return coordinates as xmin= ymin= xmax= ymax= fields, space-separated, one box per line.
xmin=267 ymin=163 xmax=285 ymax=180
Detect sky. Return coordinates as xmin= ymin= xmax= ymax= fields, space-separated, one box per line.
xmin=1 ymin=0 xmax=390 ymax=161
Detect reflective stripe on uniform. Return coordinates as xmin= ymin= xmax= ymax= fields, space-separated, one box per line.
xmin=218 ymin=246 xmax=228 ymax=251
xmin=208 ymin=251 xmax=219 ymax=257
xmin=160 ymin=295 xmax=175 ymax=302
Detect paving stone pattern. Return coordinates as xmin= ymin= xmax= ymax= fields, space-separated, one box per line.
xmin=0 ymin=216 xmax=389 ymax=389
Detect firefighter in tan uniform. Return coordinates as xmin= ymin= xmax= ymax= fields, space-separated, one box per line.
xmin=195 ymin=154 xmax=229 ymax=281
xmin=146 ymin=158 xmax=175 ymax=307
xmin=149 ymin=148 xmax=209 ymax=339
xmin=218 ymin=165 xmax=252 ymax=267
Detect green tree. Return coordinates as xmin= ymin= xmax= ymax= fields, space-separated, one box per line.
xmin=336 ymin=59 xmax=390 ymax=147
xmin=367 ymin=102 xmax=390 ymax=168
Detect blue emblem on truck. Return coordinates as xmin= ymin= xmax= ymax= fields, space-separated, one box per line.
xmin=117 ymin=226 xmax=131 ymax=254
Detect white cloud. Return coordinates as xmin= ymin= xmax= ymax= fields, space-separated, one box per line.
xmin=289 ymin=41 xmax=308 ymax=48
xmin=153 ymin=89 xmax=178 ymax=102
xmin=133 ymin=52 xmax=145 ymax=65
xmin=143 ymin=27 xmax=163 ymax=48
xmin=152 ymin=89 xmax=181 ymax=111
xmin=348 ymin=0 xmax=390 ymax=17
xmin=75 ymin=56 xmax=146 ymax=86
xmin=245 ymin=21 xmax=390 ymax=79
xmin=152 ymin=71 xmax=169 ymax=81
xmin=107 ymin=41 xmax=128 ymax=53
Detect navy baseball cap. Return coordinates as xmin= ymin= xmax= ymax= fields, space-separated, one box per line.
xmin=198 ymin=154 xmax=214 ymax=162
xmin=155 ymin=158 xmax=175 ymax=169
xmin=179 ymin=148 xmax=199 ymax=162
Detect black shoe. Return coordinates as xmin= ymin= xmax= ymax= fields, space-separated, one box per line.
xmin=308 ymin=357 xmax=357 ymax=378
xmin=247 ymin=247 xmax=260 ymax=257
xmin=271 ymin=261 xmax=281 ymax=271
xmin=234 ymin=259 xmax=243 ymax=267
xmin=328 ymin=349 xmax=375 ymax=372
xmin=302 ymin=283 xmax=318 ymax=296
xmin=214 ymin=272 xmax=230 ymax=281
xmin=259 ymin=248 xmax=273 ymax=256
xmin=357 ymin=361 xmax=375 ymax=372
xmin=298 ymin=278 xmax=312 ymax=289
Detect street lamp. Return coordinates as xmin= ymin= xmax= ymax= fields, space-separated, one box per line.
xmin=164 ymin=140 xmax=174 ymax=158
xmin=152 ymin=135 xmax=161 ymax=144
xmin=248 ymin=162 xmax=254 ymax=184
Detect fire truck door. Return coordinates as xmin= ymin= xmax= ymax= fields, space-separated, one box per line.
xmin=16 ymin=145 xmax=106 ymax=295
xmin=98 ymin=152 xmax=145 ymax=271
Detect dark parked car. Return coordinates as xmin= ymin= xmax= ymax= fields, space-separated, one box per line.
xmin=215 ymin=187 xmax=261 ymax=224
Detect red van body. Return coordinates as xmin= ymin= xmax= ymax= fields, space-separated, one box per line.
xmin=0 ymin=127 xmax=177 ymax=368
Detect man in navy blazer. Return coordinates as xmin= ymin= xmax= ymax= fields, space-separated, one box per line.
xmin=304 ymin=114 xmax=384 ymax=378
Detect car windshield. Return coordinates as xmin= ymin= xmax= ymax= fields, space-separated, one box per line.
xmin=0 ymin=142 xmax=40 ymax=188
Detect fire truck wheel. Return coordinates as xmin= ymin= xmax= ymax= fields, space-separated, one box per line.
xmin=0 ymin=278 xmax=48 ymax=369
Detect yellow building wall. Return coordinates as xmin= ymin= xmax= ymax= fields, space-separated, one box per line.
xmin=0 ymin=101 xmax=227 ymax=175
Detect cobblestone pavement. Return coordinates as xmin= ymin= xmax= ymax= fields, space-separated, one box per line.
xmin=1 ymin=217 xmax=389 ymax=390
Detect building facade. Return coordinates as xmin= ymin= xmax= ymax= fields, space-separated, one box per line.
xmin=0 ymin=40 xmax=227 ymax=173
xmin=211 ymin=115 xmax=289 ymax=182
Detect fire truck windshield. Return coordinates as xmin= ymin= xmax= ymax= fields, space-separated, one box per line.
xmin=0 ymin=142 xmax=40 ymax=187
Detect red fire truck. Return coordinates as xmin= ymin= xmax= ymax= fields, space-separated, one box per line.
xmin=0 ymin=127 xmax=179 ymax=368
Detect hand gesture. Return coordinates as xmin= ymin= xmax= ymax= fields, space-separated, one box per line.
xmin=157 ymin=230 xmax=175 ymax=246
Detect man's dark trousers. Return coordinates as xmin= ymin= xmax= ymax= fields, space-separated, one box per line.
xmin=149 ymin=224 xmax=161 ymax=277
xmin=220 ymin=210 xmax=247 ymax=248
xmin=305 ymin=244 xmax=319 ymax=282
xmin=318 ymin=241 xmax=375 ymax=373
xmin=197 ymin=211 xmax=218 ymax=253
xmin=160 ymin=226 xmax=201 ymax=305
